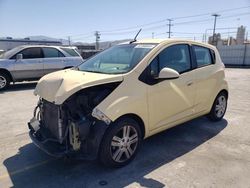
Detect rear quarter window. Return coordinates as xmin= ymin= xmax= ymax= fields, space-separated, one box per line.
xmin=60 ymin=48 xmax=79 ymax=57
xmin=193 ymin=45 xmax=214 ymax=67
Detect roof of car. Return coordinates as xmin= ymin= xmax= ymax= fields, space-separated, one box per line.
xmin=133 ymin=38 xmax=216 ymax=50
xmin=16 ymin=45 xmax=76 ymax=49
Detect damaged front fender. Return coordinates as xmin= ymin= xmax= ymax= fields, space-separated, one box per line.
xmin=29 ymin=82 xmax=121 ymax=160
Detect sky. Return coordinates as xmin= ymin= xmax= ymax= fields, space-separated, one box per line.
xmin=0 ymin=0 xmax=250 ymax=43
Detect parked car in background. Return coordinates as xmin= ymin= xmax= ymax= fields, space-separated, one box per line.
xmin=0 ymin=50 xmax=5 ymax=56
xmin=0 ymin=45 xmax=83 ymax=90
xmin=28 ymin=39 xmax=228 ymax=167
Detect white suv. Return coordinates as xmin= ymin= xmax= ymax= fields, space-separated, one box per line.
xmin=0 ymin=45 xmax=83 ymax=90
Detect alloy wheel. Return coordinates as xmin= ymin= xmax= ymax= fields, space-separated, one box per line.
xmin=215 ymin=95 xmax=227 ymax=118
xmin=0 ymin=76 xmax=7 ymax=89
xmin=110 ymin=125 xmax=138 ymax=163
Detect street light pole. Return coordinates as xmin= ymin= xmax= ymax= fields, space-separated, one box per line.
xmin=212 ymin=14 xmax=220 ymax=45
xmin=167 ymin=19 xmax=173 ymax=38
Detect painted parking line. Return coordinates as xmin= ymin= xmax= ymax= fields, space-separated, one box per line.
xmin=0 ymin=159 xmax=54 ymax=180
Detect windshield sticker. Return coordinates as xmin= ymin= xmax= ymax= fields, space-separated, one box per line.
xmin=135 ymin=44 xmax=155 ymax=49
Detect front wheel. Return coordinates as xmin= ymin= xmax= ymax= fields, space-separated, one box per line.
xmin=208 ymin=92 xmax=228 ymax=121
xmin=0 ymin=72 xmax=10 ymax=91
xmin=99 ymin=118 xmax=142 ymax=168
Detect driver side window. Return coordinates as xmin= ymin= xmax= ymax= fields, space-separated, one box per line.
xmin=149 ymin=44 xmax=191 ymax=77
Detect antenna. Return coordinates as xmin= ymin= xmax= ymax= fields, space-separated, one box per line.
xmin=130 ymin=29 xmax=142 ymax=44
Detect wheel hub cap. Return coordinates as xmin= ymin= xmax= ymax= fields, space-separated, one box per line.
xmin=0 ymin=76 xmax=7 ymax=89
xmin=215 ymin=95 xmax=227 ymax=118
xmin=110 ymin=125 xmax=138 ymax=163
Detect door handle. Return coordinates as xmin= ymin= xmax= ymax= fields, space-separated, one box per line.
xmin=186 ymin=81 xmax=193 ymax=86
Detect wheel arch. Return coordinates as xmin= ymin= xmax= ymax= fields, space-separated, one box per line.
xmin=0 ymin=68 xmax=13 ymax=82
xmin=219 ymin=89 xmax=228 ymax=99
xmin=63 ymin=66 xmax=73 ymax=70
xmin=209 ymin=88 xmax=229 ymax=113
xmin=113 ymin=113 xmax=146 ymax=139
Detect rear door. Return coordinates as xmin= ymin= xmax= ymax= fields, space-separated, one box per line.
xmin=191 ymin=45 xmax=217 ymax=113
xmin=12 ymin=47 xmax=44 ymax=80
xmin=42 ymin=47 xmax=66 ymax=75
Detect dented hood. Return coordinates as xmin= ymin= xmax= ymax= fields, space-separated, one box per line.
xmin=34 ymin=69 xmax=123 ymax=104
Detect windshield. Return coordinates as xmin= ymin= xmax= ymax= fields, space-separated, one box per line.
xmin=78 ymin=44 xmax=156 ymax=74
xmin=0 ymin=46 xmax=21 ymax=59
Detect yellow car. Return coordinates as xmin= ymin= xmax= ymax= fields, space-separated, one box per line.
xmin=28 ymin=39 xmax=228 ymax=167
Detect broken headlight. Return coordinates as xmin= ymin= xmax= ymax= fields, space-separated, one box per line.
xmin=92 ymin=108 xmax=111 ymax=125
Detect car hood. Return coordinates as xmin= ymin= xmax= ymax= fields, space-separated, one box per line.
xmin=34 ymin=69 xmax=123 ymax=104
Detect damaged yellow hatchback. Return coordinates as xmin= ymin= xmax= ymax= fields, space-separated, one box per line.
xmin=28 ymin=39 xmax=228 ymax=167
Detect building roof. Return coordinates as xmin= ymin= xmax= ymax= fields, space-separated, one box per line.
xmin=0 ymin=38 xmax=61 ymax=44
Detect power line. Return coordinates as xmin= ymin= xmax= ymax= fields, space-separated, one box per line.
xmin=172 ymin=5 xmax=250 ymax=20
xmin=174 ymin=32 xmax=206 ymax=35
xmin=66 ymin=6 xmax=250 ymax=42
xmin=97 ymin=5 xmax=250 ymax=33
xmin=218 ymin=12 xmax=250 ymax=20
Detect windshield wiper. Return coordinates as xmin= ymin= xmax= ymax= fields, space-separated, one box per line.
xmin=82 ymin=70 xmax=106 ymax=74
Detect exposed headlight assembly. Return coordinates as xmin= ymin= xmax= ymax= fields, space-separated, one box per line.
xmin=92 ymin=108 xmax=111 ymax=125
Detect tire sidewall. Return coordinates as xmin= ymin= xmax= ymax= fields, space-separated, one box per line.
xmin=210 ymin=92 xmax=228 ymax=121
xmin=0 ymin=72 xmax=10 ymax=91
xmin=99 ymin=117 xmax=142 ymax=168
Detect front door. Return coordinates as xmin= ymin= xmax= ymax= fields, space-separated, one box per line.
xmin=147 ymin=44 xmax=196 ymax=131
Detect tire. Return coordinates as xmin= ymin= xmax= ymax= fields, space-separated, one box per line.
xmin=208 ymin=92 xmax=228 ymax=121
xmin=0 ymin=72 xmax=10 ymax=91
xmin=99 ymin=117 xmax=142 ymax=168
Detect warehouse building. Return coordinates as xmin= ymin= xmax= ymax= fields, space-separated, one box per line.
xmin=0 ymin=38 xmax=62 ymax=51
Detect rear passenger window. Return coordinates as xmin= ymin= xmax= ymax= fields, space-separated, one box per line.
xmin=193 ymin=46 xmax=213 ymax=67
xmin=43 ymin=48 xmax=64 ymax=58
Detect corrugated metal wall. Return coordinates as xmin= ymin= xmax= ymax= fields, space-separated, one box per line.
xmin=217 ymin=44 xmax=250 ymax=66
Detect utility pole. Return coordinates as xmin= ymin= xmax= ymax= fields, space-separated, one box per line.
xmin=68 ymin=36 xmax=71 ymax=46
xmin=95 ymin=31 xmax=101 ymax=50
xmin=152 ymin=32 xmax=154 ymax=39
xmin=167 ymin=19 xmax=173 ymax=38
xmin=212 ymin=14 xmax=220 ymax=45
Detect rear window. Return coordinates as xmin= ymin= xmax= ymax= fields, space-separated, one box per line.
xmin=60 ymin=48 xmax=79 ymax=57
xmin=193 ymin=45 xmax=213 ymax=67
xmin=43 ymin=47 xmax=64 ymax=58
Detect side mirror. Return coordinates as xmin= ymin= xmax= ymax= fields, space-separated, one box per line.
xmin=16 ymin=54 xmax=23 ymax=60
xmin=158 ymin=67 xmax=180 ymax=79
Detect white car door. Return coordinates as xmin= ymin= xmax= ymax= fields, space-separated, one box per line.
xmin=42 ymin=47 xmax=66 ymax=75
xmin=12 ymin=47 xmax=44 ymax=80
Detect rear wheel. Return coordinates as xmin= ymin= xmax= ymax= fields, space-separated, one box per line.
xmin=99 ymin=117 xmax=142 ymax=168
xmin=208 ymin=92 xmax=227 ymax=121
xmin=0 ymin=72 xmax=10 ymax=91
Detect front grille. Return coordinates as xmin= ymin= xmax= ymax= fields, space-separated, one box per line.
xmin=41 ymin=100 xmax=65 ymax=141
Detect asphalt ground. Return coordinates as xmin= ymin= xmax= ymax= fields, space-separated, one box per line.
xmin=0 ymin=68 xmax=250 ymax=188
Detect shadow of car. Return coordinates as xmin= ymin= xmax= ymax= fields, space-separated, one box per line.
xmin=0 ymin=82 xmax=37 ymax=94
xmin=3 ymin=117 xmax=227 ymax=188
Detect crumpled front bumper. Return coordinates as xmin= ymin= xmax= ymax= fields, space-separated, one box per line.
xmin=28 ymin=118 xmax=108 ymax=160
xmin=28 ymin=121 xmax=70 ymax=158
